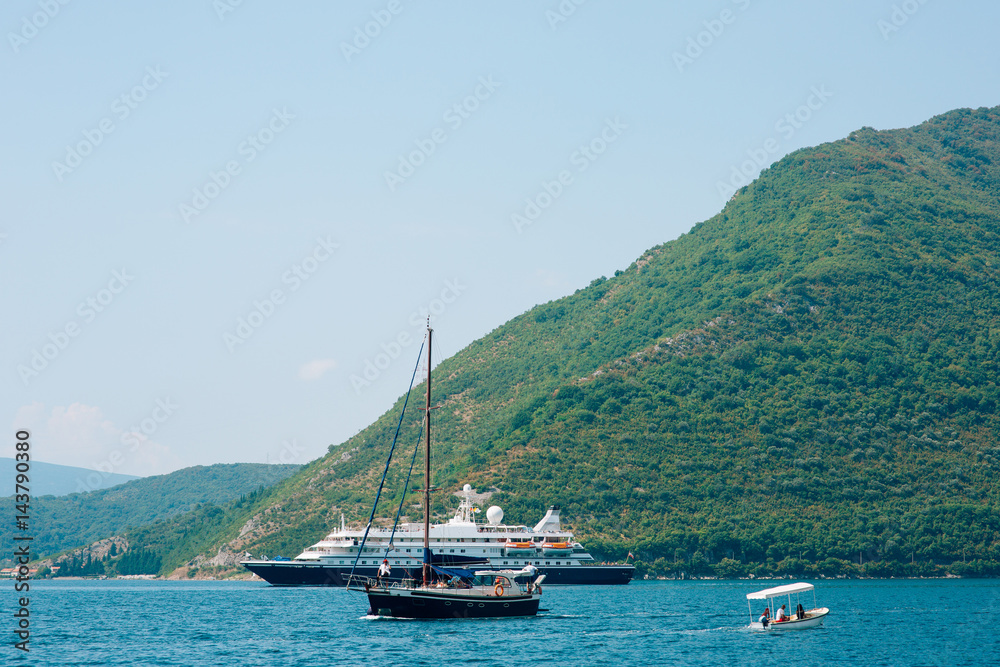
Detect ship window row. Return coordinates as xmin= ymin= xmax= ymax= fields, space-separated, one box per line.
xmin=379 ymin=538 xmax=515 ymax=544
xmin=333 ymin=558 xmax=574 ymax=566
xmin=366 ymin=538 xmax=561 ymax=544
xmin=341 ymin=560 xmax=408 ymax=565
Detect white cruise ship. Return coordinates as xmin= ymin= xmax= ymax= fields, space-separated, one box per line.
xmin=241 ymin=484 xmax=633 ymax=586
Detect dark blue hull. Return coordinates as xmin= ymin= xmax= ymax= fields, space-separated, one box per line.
xmin=365 ymin=588 xmax=540 ymax=618
xmin=243 ymin=561 xmax=634 ymax=586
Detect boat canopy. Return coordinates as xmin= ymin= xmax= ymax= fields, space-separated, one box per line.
xmin=474 ymin=565 xmax=538 ymax=579
xmin=746 ymin=582 xmax=814 ymax=600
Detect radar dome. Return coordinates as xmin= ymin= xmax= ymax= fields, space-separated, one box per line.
xmin=463 ymin=484 xmax=472 ymax=493
xmin=486 ymin=506 xmax=504 ymax=525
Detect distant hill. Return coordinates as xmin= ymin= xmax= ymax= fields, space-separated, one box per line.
xmin=2 ymin=457 xmax=139 ymax=497
xmin=96 ymin=106 xmax=1000 ymax=578
xmin=0 ymin=463 xmax=299 ymax=561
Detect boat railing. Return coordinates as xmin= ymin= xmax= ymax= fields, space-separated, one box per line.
xmin=345 ymin=574 xmax=373 ymax=592
xmin=437 ymin=579 xmax=533 ymax=596
xmin=347 ymin=574 xmax=423 ymax=592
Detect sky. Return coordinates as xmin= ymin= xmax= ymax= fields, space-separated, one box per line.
xmin=2 ymin=1 xmax=998 ymax=481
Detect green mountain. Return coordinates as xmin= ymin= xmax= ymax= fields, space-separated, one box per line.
xmin=2 ymin=457 xmax=139 ymax=497
xmin=1 ymin=463 xmax=299 ymax=562
xmin=112 ymin=106 xmax=1000 ymax=577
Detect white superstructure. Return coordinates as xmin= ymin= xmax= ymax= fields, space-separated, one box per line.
xmin=290 ymin=484 xmax=593 ymax=571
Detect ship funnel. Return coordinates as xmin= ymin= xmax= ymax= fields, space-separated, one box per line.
xmin=532 ymin=505 xmax=561 ymax=532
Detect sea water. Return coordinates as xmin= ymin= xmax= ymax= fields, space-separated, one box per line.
xmin=10 ymin=578 xmax=999 ymax=666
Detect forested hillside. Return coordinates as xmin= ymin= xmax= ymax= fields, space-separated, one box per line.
xmin=86 ymin=106 xmax=1000 ymax=578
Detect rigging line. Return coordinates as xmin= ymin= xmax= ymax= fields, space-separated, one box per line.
xmin=384 ymin=419 xmax=425 ymax=559
xmin=348 ymin=335 xmax=427 ymax=583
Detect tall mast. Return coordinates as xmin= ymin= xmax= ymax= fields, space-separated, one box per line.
xmin=422 ymin=323 xmax=432 ymax=586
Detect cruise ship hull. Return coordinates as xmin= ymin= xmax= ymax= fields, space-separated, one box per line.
xmin=243 ymin=560 xmax=634 ymax=586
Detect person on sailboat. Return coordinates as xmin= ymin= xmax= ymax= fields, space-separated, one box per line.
xmin=377 ymin=559 xmax=391 ymax=583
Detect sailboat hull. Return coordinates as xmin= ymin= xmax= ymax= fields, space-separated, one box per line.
xmin=367 ymin=588 xmax=540 ymax=619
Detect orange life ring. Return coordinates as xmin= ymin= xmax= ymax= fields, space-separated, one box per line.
xmin=495 ymin=583 xmax=504 ymax=597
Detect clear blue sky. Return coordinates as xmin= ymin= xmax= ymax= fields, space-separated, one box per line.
xmin=3 ymin=1 xmax=998 ymax=478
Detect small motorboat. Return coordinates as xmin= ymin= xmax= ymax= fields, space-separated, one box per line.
xmin=747 ymin=582 xmax=829 ymax=630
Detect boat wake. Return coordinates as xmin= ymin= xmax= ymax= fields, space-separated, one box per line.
xmin=686 ymin=627 xmax=749 ymax=638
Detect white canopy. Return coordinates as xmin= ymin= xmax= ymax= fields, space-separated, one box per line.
xmin=475 ymin=565 xmax=538 ymax=579
xmin=746 ymin=582 xmax=814 ymax=600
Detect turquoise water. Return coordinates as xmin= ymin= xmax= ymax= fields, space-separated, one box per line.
xmin=12 ymin=579 xmax=999 ymax=666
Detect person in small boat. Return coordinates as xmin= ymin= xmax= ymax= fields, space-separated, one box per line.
xmin=758 ymin=607 xmax=771 ymax=627
xmin=796 ymin=603 xmax=805 ymax=619
xmin=775 ymin=604 xmax=787 ymax=621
